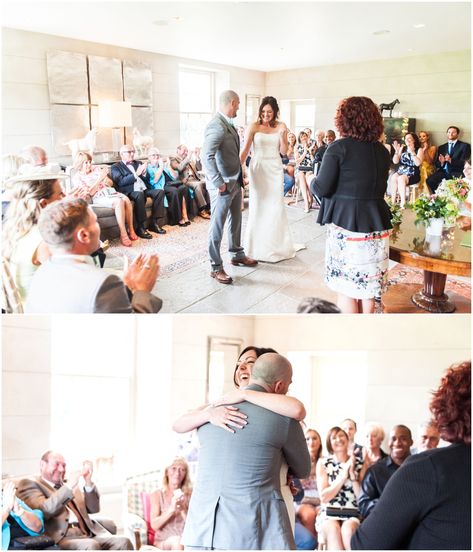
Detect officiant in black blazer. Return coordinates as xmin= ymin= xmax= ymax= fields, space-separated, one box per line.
xmin=111 ymin=145 xmax=166 ymax=239
xmin=427 ymin=126 xmax=471 ymax=193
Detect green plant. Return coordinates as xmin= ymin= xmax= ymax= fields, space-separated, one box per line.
xmin=385 ymin=196 xmax=403 ymax=226
xmin=413 ymin=194 xmax=459 ymax=225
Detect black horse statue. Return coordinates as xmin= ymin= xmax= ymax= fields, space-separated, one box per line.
xmin=379 ymin=99 xmax=400 ymax=118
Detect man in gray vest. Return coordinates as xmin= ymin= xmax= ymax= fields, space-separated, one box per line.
xmin=203 ymin=89 xmax=257 ymax=285
xmin=182 ymin=353 xmax=310 ymax=550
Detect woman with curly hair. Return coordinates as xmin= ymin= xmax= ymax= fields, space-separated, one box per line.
xmin=2 ymin=175 xmax=65 ymax=303
xmin=312 ymin=96 xmax=392 ymax=313
xmin=149 ymin=457 xmax=193 ymax=549
xmin=352 ymin=361 xmax=471 ymax=550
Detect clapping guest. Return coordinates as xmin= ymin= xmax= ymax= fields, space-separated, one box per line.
xmin=418 ymin=130 xmax=437 ymax=193
xmin=2 ymin=481 xmax=44 ymax=550
xmin=149 ymin=457 xmax=192 ymax=550
xmin=361 ymin=422 xmax=387 ymax=468
xmin=25 ymin=198 xmax=162 ymax=313
xmin=391 ymin=133 xmax=424 ymax=208
xmin=296 ymin=429 xmax=323 ymax=541
xmin=147 ymin=149 xmax=190 ymax=227
xmin=283 ymin=132 xmax=297 ymax=195
xmin=72 ymin=152 xmax=138 ymax=247
xmin=163 ymin=156 xmax=193 ymax=226
xmin=316 ymin=427 xmax=363 ymax=550
xmin=2 ymin=174 xmax=65 ymax=304
xmin=341 ymin=418 xmax=363 ymax=457
xmin=176 ymin=145 xmax=211 ymax=219
xmin=111 ymin=145 xmax=166 ymax=239
xmin=295 ymin=131 xmax=315 ymax=212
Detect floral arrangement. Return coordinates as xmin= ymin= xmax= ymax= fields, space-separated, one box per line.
xmin=385 ymin=196 xmax=403 ymax=226
xmin=436 ymin=177 xmax=470 ymax=203
xmin=413 ymin=194 xmax=459 ymax=225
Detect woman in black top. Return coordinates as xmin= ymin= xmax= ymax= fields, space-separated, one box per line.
xmin=312 ymin=96 xmax=392 ymax=314
xmin=351 ymin=361 xmax=471 ymax=550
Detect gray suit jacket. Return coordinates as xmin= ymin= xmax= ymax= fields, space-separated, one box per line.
xmin=182 ymin=384 xmax=311 ymax=550
xmin=17 ymin=476 xmax=104 ymax=543
xmin=202 ymin=113 xmax=242 ymax=191
xmin=25 ymin=255 xmax=162 ymax=313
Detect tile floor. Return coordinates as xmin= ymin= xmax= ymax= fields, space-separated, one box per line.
xmin=153 ymin=202 xmax=337 ymax=313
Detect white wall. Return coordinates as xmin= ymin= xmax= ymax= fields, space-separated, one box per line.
xmin=266 ymin=50 xmax=471 ymax=146
xmin=2 ymin=27 xmax=265 ymax=162
xmin=2 ymin=316 xmax=51 ymax=476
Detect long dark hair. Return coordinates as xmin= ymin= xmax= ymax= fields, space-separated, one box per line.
xmin=257 ymin=96 xmax=279 ymax=127
xmin=233 ymin=346 xmax=278 ymax=387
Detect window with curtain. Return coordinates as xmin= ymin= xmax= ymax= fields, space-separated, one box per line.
xmin=179 ymin=68 xmax=215 ymax=148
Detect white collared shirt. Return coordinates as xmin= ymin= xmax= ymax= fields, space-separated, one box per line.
xmin=51 ymin=254 xmax=100 ymax=268
xmin=126 ymin=162 xmax=147 ymax=192
xmin=218 ymin=111 xmax=235 ymax=127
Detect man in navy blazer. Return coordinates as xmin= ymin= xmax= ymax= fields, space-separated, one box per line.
xmin=427 ymin=126 xmax=471 ymax=193
xmin=111 ymin=145 xmax=166 ymax=239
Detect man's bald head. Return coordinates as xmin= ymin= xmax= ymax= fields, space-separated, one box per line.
xmin=250 ymin=353 xmax=293 ymax=394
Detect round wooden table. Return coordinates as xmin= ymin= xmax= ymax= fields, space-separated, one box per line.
xmin=382 ymin=209 xmax=471 ymax=313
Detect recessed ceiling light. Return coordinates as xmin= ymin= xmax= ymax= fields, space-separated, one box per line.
xmin=172 ymin=16 xmax=183 ymax=22
xmin=153 ymin=19 xmax=168 ymax=26
xmin=372 ymin=30 xmax=390 ymax=36
xmin=407 ymin=48 xmax=415 ymax=52
xmin=413 ymin=23 xmax=425 ymax=28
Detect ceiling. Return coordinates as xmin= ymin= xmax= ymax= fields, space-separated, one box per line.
xmin=2 ymin=1 xmax=471 ymax=71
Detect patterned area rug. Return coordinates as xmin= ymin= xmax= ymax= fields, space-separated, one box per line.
xmin=386 ymin=264 xmax=471 ymax=299
xmin=105 ymin=216 xmax=227 ymax=278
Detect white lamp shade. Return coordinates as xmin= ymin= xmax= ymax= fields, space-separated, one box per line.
xmin=98 ymin=101 xmax=132 ymax=128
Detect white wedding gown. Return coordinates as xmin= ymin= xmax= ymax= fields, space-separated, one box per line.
xmin=245 ymin=132 xmax=302 ymax=262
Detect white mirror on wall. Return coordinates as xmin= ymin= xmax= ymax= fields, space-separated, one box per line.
xmin=206 ymin=336 xmax=244 ymax=403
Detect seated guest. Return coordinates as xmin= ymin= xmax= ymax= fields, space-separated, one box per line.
xmin=341 ymin=418 xmax=363 ymax=456
xmin=316 ymin=427 xmax=364 ymax=551
xmin=427 ymin=126 xmax=471 ymax=193
xmin=162 ymin=155 xmax=194 ymax=225
xmin=391 ymin=132 xmax=424 ymax=208
xmin=25 ymin=198 xmax=162 ymax=313
xmin=362 ymin=422 xmax=387 ymax=467
xmin=192 ymin=147 xmax=204 ymax=175
xmin=147 ymin=148 xmax=190 ymax=227
xmin=2 ymin=480 xmax=45 ymax=550
xmin=17 ymin=450 xmax=132 ymax=550
xmin=18 ymin=146 xmax=62 ymax=175
xmin=352 ymin=361 xmax=471 ymax=550
xmin=357 ymin=425 xmax=412 ymax=518
xmin=71 ymin=152 xmax=138 ymax=247
xmin=111 ymin=145 xmax=166 ymax=239
xmin=149 ymin=457 xmax=192 ymax=550
xmin=283 ymin=132 xmax=296 ymax=196
xmin=2 ymin=174 xmax=66 ymax=304
xmin=295 ymin=131 xmax=315 ymax=213
xmin=415 ymin=420 xmax=440 ymax=453
xmin=313 ymin=130 xmax=336 ymax=175
xmin=175 ymin=144 xmax=211 ymax=219
xmin=296 ymin=428 xmax=323 ymax=542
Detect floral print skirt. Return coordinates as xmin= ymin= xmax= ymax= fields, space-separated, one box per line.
xmin=325 ymin=224 xmax=390 ymax=300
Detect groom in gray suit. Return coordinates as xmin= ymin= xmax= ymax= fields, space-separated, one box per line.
xmin=182 ymin=353 xmax=310 ymax=550
xmin=203 ymin=90 xmax=257 ymax=284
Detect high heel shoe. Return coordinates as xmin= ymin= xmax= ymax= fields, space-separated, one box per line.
xmin=120 ymin=234 xmax=132 ymax=247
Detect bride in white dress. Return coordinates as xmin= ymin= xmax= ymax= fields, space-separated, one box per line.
xmin=240 ymin=96 xmax=301 ymax=262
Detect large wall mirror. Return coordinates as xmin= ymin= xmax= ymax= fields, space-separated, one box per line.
xmin=245 ymin=94 xmax=260 ymax=125
xmin=206 ymin=336 xmax=244 ymax=403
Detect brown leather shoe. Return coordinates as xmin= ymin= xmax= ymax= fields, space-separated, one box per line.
xmin=210 ymin=269 xmax=233 ymax=284
xmin=231 ymin=256 xmax=258 ymax=267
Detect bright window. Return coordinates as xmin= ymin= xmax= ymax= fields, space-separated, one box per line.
xmin=179 ymin=68 xmax=215 ymax=148
xmin=290 ymin=100 xmax=316 ymax=136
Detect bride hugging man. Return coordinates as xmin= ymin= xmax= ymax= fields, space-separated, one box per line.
xmin=203 ymin=91 xmax=303 ymax=285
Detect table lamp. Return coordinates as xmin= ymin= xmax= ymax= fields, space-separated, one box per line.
xmin=98 ymin=101 xmax=132 ymax=156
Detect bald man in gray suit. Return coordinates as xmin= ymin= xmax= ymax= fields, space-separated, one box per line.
xmin=182 ymin=353 xmax=310 ymax=550
xmin=203 ymin=89 xmax=257 ymax=285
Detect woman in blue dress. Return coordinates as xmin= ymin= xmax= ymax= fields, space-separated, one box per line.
xmin=391 ymin=133 xmax=424 ymax=208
